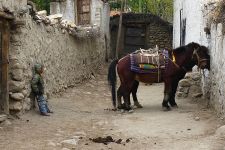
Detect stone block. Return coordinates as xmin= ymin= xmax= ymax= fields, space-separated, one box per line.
xmin=178 ymin=87 xmax=190 ymax=94
xmin=61 ymin=139 xmax=78 ymax=149
xmin=192 ymin=93 xmax=203 ymax=98
xmin=179 ymin=79 xmax=191 ymax=87
xmin=9 ymin=101 xmax=23 ymax=111
xmin=22 ymin=89 xmax=30 ymax=97
xmin=9 ymin=80 xmax=25 ymax=93
xmin=23 ymin=98 xmax=32 ymax=111
xmin=10 ymin=93 xmax=24 ymax=101
xmin=176 ymin=92 xmax=188 ymax=98
xmin=0 ymin=114 xmax=7 ymax=123
xmin=11 ymin=69 xmax=24 ymax=81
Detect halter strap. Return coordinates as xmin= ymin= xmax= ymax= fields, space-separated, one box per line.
xmin=192 ymin=48 xmax=209 ymax=68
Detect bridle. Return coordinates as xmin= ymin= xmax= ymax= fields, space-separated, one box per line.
xmin=192 ymin=47 xmax=209 ymax=68
xmin=166 ymin=47 xmax=209 ymax=72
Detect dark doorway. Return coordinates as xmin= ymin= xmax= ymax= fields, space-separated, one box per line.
xmin=124 ymin=25 xmax=146 ymax=55
xmin=77 ymin=0 xmax=91 ymax=25
xmin=0 ymin=18 xmax=9 ymax=114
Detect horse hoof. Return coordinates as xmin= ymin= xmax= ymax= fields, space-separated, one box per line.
xmin=117 ymin=106 xmax=123 ymax=110
xmin=162 ymin=106 xmax=171 ymax=111
xmin=134 ymin=103 xmax=143 ymax=108
xmin=171 ymin=105 xmax=178 ymax=108
xmin=128 ymin=109 xmax=134 ymax=113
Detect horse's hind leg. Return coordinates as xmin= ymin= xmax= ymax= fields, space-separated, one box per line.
xmin=120 ymin=85 xmax=132 ymax=110
xmin=132 ymin=80 xmax=143 ymax=108
xmin=117 ymin=86 xmax=123 ymax=109
xmin=162 ymin=79 xmax=172 ymax=111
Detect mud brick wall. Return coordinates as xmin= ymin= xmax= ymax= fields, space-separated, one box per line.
xmin=8 ymin=14 xmax=106 ymax=114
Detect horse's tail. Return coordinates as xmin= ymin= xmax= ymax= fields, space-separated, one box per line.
xmin=108 ymin=59 xmax=119 ymax=108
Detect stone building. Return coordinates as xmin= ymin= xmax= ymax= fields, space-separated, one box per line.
xmin=0 ymin=0 xmax=110 ymax=116
xmin=110 ymin=13 xmax=173 ymax=58
xmin=173 ymin=0 xmax=225 ymax=116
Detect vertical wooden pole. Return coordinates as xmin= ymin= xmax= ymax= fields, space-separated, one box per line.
xmin=1 ymin=19 xmax=9 ymax=114
xmin=115 ymin=0 xmax=124 ymax=59
xmin=139 ymin=0 xmax=142 ymax=13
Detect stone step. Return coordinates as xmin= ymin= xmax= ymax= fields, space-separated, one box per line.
xmin=0 ymin=114 xmax=7 ymax=123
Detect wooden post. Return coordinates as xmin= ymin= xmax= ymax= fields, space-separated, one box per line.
xmin=115 ymin=0 xmax=124 ymax=59
xmin=139 ymin=0 xmax=142 ymax=13
xmin=1 ymin=19 xmax=9 ymax=114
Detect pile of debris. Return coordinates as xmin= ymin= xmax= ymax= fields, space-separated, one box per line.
xmin=33 ymin=10 xmax=100 ymax=38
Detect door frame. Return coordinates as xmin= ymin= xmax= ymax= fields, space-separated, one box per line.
xmin=0 ymin=17 xmax=10 ymax=114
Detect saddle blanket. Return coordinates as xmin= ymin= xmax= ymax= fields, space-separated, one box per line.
xmin=130 ymin=49 xmax=169 ymax=74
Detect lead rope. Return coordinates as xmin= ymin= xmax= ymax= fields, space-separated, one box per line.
xmin=157 ymin=50 xmax=160 ymax=83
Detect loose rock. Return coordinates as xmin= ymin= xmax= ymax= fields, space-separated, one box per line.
xmin=179 ymin=79 xmax=191 ymax=87
xmin=61 ymin=139 xmax=79 ymax=149
xmin=10 ymin=93 xmax=24 ymax=101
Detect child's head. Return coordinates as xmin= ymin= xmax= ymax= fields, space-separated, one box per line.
xmin=34 ymin=63 xmax=44 ymax=75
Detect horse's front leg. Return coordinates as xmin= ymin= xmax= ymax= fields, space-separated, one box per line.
xmin=169 ymin=78 xmax=179 ymax=108
xmin=169 ymin=73 xmax=186 ymax=107
xmin=162 ymin=79 xmax=172 ymax=111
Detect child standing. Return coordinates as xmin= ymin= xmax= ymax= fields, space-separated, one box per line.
xmin=31 ymin=63 xmax=53 ymax=116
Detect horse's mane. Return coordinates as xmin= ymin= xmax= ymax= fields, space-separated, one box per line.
xmin=173 ymin=42 xmax=202 ymax=54
xmin=173 ymin=45 xmax=187 ymax=54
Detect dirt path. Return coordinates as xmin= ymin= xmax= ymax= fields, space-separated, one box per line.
xmin=0 ymin=66 xmax=225 ymax=150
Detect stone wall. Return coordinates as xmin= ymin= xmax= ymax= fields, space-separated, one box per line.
xmin=8 ymin=14 xmax=106 ymax=114
xmin=147 ymin=23 xmax=172 ymax=50
xmin=110 ymin=13 xmax=172 ymax=58
xmin=202 ymin=23 xmax=225 ymax=116
xmin=0 ymin=0 xmax=27 ymax=12
xmin=173 ymin=0 xmax=225 ymax=116
xmin=177 ymin=72 xmax=203 ymax=99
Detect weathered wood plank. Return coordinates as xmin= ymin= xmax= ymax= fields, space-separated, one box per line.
xmin=1 ymin=19 xmax=9 ymax=114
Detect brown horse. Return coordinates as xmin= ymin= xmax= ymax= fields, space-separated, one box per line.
xmin=108 ymin=42 xmax=210 ymax=111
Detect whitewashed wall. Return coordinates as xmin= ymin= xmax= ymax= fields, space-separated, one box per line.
xmin=173 ymin=0 xmax=208 ymax=48
xmin=0 ymin=0 xmax=27 ymax=12
xmin=173 ymin=0 xmax=225 ymax=116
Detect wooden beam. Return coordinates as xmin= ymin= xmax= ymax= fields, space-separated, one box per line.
xmin=1 ymin=19 xmax=9 ymax=114
xmin=115 ymin=0 xmax=124 ymax=59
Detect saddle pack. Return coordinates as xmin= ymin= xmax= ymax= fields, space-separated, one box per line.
xmin=130 ymin=49 xmax=169 ymax=74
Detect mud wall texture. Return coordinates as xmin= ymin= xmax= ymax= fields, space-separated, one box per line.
xmin=202 ymin=23 xmax=225 ymax=116
xmin=0 ymin=0 xmax=27 ymax=12
xmin=8 ymin=14 xmax=106 ymax=114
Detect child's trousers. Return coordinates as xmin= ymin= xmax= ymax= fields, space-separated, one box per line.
xmin=36 ymin=95 xmax=50 ymax=114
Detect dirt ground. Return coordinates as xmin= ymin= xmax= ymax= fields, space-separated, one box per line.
xmin=0 ymin=65 xmax=225 ymax=150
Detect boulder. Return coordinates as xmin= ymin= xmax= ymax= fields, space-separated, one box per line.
xmin=36 ymin=10 xmax=47 ymax=17
xmin=23 ymin=98 xmax=32 ymax=111
xmin=9 ymin=80 xmax=25 ymax=93
xmin=178 ymin=87 xmax=190 ymax=94
xmin=192 ymin=93 xmax=203 ymax=98
xmin=47 ymin=14 xmax=63 ymax=20
xmin=179 ymin=79 xmax=191 ymax=87
xmin=11 ymin=69 xmax=24 ymax=81
xmin=215 ymin=125 xmax=225 ymax=137
xmin=61 ymin=139 xmax=79 ymax=149
xmin=10 ymin=93 xmax=24 ymax=101
xmin=176 ymin=92 xmax=188 ymax=98
xmin=9 ymin=101 xmax=23 ymax=111
xmin=0 ymin=114 xmax=7 ymax=123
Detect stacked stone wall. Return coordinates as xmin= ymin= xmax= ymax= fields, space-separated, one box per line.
xmin=147 ymin=24 xmax=172 ymax=50
xmin=8 ymin=14 xmax=106 ymax=114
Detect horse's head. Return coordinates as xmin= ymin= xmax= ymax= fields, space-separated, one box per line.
xmin=189 ymin=42 xmax=210 ymax=70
